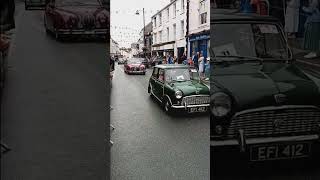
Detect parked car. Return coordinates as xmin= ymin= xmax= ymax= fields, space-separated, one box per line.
xmin=141 ymin=58 xmax=150 ymax=68
xmin=148 ymin=64 xmax=210 ymax=114
xmin=211 ymin=10 xmax=320 ymax=164
xmin=118 ymin=58 xmax=127 ymax=64
xmin=43 ymin=0 xmax=109 ymax=39
xmin=124 ymin=58 xmax=146 ymax=75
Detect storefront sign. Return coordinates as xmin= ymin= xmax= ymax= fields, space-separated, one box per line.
xmin=189 ymin=35 xmax=210 ymax=42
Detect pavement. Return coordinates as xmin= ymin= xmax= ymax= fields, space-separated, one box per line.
xmin=110 ymin=64 xmax=209 ymax=180
xmin=288 ymin=38 xmax=320 ymax=70
xmin=1 ymin=2 xmax=108 ymax=180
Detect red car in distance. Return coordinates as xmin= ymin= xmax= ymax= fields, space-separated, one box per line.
xmin=124 ymin=58 xmax=146 ymax=75
xmin=43 ymin=0 xmax=109 ymax=39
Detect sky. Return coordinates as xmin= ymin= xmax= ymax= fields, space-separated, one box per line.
xmin=110 ymin=0 xmax=170 ymax=48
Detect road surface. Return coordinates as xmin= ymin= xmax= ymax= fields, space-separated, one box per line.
xmin=110 ymin=63 xmax=210 ymax=180
xmin=1 ymin=2 xmax=108 ymax=180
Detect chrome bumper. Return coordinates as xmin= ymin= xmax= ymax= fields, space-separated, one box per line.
xmin=128 ymin=70 xmax=145 ymax=73
xmin=57 ymin=29 xmax=108 ymax=35
xmin=211 ymin=134 xmax=320 ymax=152
xmin=171 ymin=104 xmax=210 ymax=109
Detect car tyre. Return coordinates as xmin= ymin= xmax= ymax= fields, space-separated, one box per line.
xmin=142 ymin=72 xmax=146 ymax=75
xmin=148 ymin=84 xmax=153 ymax=97
xmin=163 ymin=97 xmax=172 ymax=114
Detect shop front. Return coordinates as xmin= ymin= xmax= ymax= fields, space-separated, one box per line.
xmin=188 ymin=31 xmax=210 ymax=60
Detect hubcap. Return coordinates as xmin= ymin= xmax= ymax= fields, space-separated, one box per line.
xmin=165 ymin=101 xmax=170 ymax=112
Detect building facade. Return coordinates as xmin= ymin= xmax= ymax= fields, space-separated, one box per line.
xmin=110 ymin=38 xmax=120 ymax=56
xmin=151 ymin=0 xmax=187 ymax=59
xmin=188 ymin=0 xmax=210 ymax=58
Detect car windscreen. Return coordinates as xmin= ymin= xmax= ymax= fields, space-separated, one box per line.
xmin=211 ymin=23 xmax=289 ymax=60
xmin=165 ymin=68 xmax=191 ymax=82
xmin=55 ymin=0 xmax=101 ymax=6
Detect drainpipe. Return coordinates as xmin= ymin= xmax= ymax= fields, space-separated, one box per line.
xmin=186 ymin=0 xmax=190 ymax=58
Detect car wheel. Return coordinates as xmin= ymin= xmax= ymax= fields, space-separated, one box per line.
xmin=163 ymin=98 xmax=172 ymax=114
xmin=143 ymin=72 xmax=146 ymax=75
xmin=148 ymin=84 xmax=153 ymax=97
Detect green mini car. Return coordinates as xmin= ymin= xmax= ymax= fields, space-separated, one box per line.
xmin=148 ymin=64 xmax=210 ymax=114
xmin=211 ymin=10 xmax=320 ymax=163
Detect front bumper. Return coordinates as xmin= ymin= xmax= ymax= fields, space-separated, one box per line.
xmin=127 ymin=70 xmax=145 ymax=74
xmin=56 ymin=29 xmax=108 ymax=35
xmin=172 ymin=103 xmax=210 ymax=109
xmin=211 ymin=134 xmax=320 ymax=161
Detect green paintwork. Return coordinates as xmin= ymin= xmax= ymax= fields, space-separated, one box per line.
xmin=149 ymin=65 xmax=210 ymax=106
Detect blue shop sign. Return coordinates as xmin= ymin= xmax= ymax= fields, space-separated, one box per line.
xmin=189 ymin=34 xmax=210 ymax=42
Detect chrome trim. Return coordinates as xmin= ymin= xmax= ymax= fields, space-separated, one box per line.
xmin=172 ymin=104 xmax=210 ymax=109
xmin=164 ymin=94 xmax=173 ymax=106
xmin=211 ymin=134 xmax=319 ymax=147
xmin=233 ymin=105 xmax=320 ymax=118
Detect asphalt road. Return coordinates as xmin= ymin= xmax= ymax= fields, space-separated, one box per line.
xmin=110 ymin=63 xmax=210 ymax=180
xmin=212 ymin=66 xmax=320 ymax=180
xmin=1 ymin=3 xmax=108 ymax=180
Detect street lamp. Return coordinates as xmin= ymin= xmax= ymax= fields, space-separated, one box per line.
xmin=135 ymin=8 xmax=146 ymax=58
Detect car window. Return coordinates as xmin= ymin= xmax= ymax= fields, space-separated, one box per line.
xmin=158 ymin=69 xmax=165 ymax=82
xmin=165 ymin=68 xmax=191 ymax=82
xmin=212 ymin=23 xmax=288 ymax=60
xmin=152 ymin=68 xmax=159 ymax=78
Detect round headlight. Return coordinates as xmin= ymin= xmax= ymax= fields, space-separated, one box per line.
xmin=175 ymin=90 xmax=183 ymax=99
xmin=211 ymin=92 xmax=232 ymax=117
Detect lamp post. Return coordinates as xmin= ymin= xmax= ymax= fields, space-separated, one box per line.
xmin=136 ymin=8 xmax=146 ymax=58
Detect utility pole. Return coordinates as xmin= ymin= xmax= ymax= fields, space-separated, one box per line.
xmin=143 ymin=8 xmax=146 ymax=58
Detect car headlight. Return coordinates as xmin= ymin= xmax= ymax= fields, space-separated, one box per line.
xmin=211 ymin=92 xmax=232 ymax=117
xmin=175 ymin=90 xmax=183 ymax=99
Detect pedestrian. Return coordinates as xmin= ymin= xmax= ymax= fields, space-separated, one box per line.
xmin=198 ymin=52 xmax=205 ymax=79
xmin=204 ymin=57 xmax=210 ymax=80
xmin=180 ymin=52 xmax=187 ymax=64
xmin=285 ymin=0 xmax=301 ymax=38
xmin=173 ymin=56 xmax=178 ymax=64
xmin=302 ymin=0 xmax=320 ymax=58
xmin=240 ymin=0 xmax=254 ymax=13
xmin=192 ymin=51 xmax=199 ymax=70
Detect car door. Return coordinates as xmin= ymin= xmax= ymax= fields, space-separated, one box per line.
xmin=149 ymin=67 xmax=158 ymax=95
xmin=154 ymin=68 xmax=165 ymax=101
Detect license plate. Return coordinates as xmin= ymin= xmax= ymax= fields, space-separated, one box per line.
xmin=250 ymin=143 xmax=311 ymax=161
xmin=188 ymin=107 xmax=207 ymax=113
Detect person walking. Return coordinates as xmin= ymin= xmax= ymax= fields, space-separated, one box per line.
xmin=303 ymin=0 xmax=320 ymax=58
xmin=192 ymin=51 xmax=199 ymax=70
xmin=198 ymin=52 xmax=205 ymax=79
xmin=240 ymin=0 xmax=254 ymax=13
xmin=180 ymin=52 xmax=187 ymax=64
xmin=285 ymin=0 xmax=301 ymax=38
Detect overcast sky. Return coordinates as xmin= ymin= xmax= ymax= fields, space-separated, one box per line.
xmin=111 ymin=0 xmax=170 ymax=48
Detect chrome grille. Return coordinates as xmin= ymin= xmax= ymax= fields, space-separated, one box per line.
xmin=181 ymin=95 xmax=210 ymax=105
xmin=227 ymin=107 xmax=320 ymax=138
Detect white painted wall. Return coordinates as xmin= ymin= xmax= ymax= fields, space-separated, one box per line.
xmin=151 ymin=0 xmax=187 ymax=57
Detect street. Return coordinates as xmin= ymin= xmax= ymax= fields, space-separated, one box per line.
xmin=1 ymin=2 xmax=107 ymax=180
xmin=213 ymin=66 xmax=320 ymax=180
xmin=110 ymin=63 xmax=209 ymax=180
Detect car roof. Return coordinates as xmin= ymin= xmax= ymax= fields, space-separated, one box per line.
xmin=155 ymin=64 xmax=189 ymax=69
xmin=211 ymin=9 xmax=279 ymax=23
